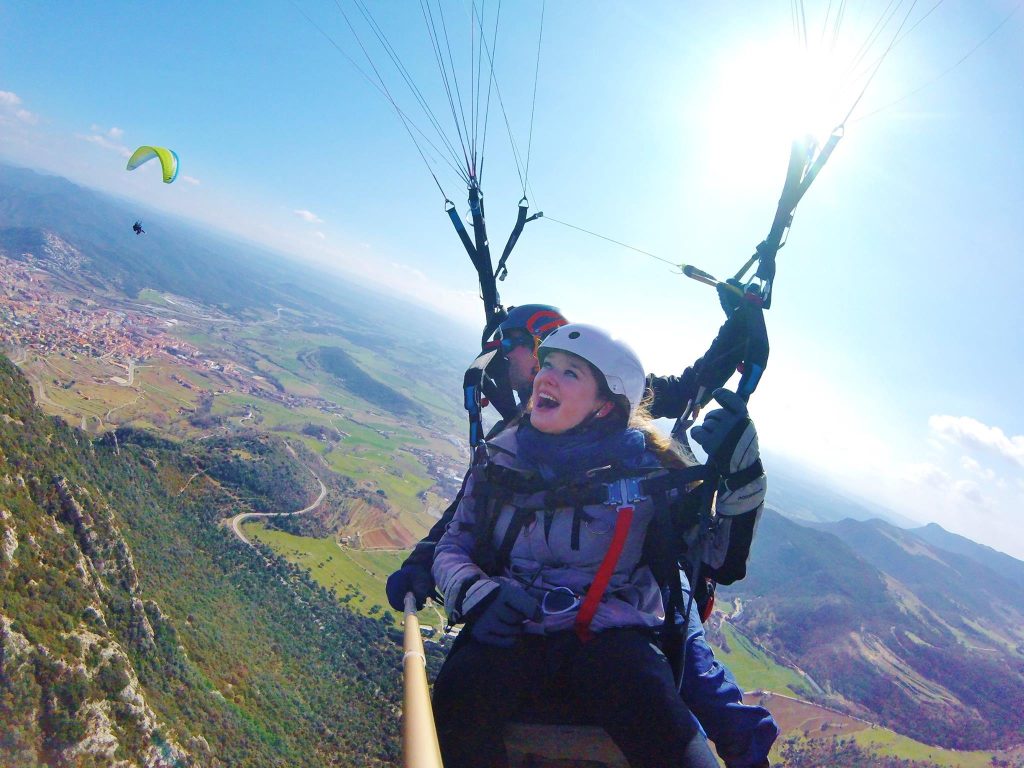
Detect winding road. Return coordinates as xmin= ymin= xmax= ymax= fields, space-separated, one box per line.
xmin=226 ymin=459 xmax=327 ymax=546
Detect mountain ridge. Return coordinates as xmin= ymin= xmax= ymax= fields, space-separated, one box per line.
xmin=0 ymin=353 xmax=410 ymax=765
xmin=722 ymin=509 xmax=1024 ymax=750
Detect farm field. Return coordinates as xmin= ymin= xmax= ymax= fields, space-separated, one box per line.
xmin=14 ymin=287 xmax=468 ymax=539
xmin=757 ymin=693 xmax=1012 ymax=767
xmin=708 ymin=619 xmax=812 ymax=698
xmin=242 ymin=522 xmax=446 ymax=631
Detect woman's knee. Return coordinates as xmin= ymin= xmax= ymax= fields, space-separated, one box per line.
xmin=434 ymin=639 xmax=534 ymax=729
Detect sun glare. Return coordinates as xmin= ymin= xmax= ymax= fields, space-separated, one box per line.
xmin=702 ymin=35 xmax=862 ymax=189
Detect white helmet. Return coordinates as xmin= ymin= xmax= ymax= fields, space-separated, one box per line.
xmin=538 ymin=323 xmax=647 ymax=416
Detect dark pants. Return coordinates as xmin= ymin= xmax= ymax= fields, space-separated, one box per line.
xmin=433 ymin=628 xmax=719 ymax=768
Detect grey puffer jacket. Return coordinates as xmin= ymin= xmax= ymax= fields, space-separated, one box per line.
xmin=433 ymin=425 xmax=671 ymax=635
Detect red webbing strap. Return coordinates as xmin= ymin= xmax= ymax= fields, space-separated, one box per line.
xmin=574 ymin=505 xmax=634 ymax=642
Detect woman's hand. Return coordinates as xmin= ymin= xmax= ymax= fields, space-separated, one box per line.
xmin=691 ymin=389 xmax=758 ymax=473
xmin=691 ymin=388 xmax=766 ymax=516
xmin=385 ymin=564 xmax=435 ymax=612
xmin=469 ymin=583 xmax=542 ymax=647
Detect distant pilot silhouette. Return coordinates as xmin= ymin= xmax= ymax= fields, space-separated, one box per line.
xmin=133 ymin=221 xmax=145 ymax=235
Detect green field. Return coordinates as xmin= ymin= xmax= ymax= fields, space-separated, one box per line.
xmin=241 ymin=522 xmax=446 ymax=631
xmin=853 ymin=727 xmax=1009 ymax=768
xmin=18 ymin=289 xmax=466 ymax=538
xmin=708 ymin=620 xmax=813 ymax=697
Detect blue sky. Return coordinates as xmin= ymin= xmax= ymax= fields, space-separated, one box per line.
xmin=3 ymin=1 xmax=1024 ymax=557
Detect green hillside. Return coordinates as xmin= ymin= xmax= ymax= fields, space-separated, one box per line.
xmin=707 ymin=617 xmax=812 ymax=697
xmin=727 ymin=509 xmax=1024 ymax=750
xmin=0 ymin=353 xmax=405 ymax=766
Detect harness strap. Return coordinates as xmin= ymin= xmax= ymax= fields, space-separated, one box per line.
xmin=483 ymin=463 xmax=712 ymax=508
xmin=574 ymin=498 xmax=635 ymax=643
xmin=493 ymin=198 xmax=529 ymax=282
xmin=495 ymin=508 xmax=533 ymax=569
xmin=464 ymin=348 xmax=498 ymax=448
xmin=472 ymin=479 xmax=506 ymax=575
xmin=570 ymin=507 xmax=583 ymax=551
xmin=724 ymin=458 xmax=764 ymax=489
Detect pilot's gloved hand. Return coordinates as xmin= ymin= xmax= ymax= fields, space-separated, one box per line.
xmin=717 ymin=278 xmax=745 ymax=316
xmin=385 ymin=564 xmax=435 ymax=612
xmin=691 ymin=388 xmax=766 ymax=516
xmin=469 ymin=583 xmax=542 ymax=647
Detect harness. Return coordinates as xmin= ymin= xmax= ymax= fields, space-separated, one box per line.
xmin=469 ymin=459 xmax=715 ymax=641
xmin=462 ymin=346 xmax=521 ymax=449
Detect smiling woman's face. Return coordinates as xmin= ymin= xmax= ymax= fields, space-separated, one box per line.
xmin=530 ymin=351 xmax=608 ymax=435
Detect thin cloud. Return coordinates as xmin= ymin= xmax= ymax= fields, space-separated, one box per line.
xmin=929 ymin=415 xmax=1024 ymax=469
xmin=951 ymin=479 xmax=988 ymax=508
xmin=314 ymin=231 xmax=326 ymax=240
xmin=390 ymin=261 xmax=428 ymax=282
xmin=901 ymin=462 xmax=950 ymax=488
xmin=179 ymin=174 xmax=201 ymax=185
xmin=960 ymin=456 xmax=995 ymax=481
xmin=0 ymin=90 xmax=38 ymax=124
xmin=80 ymin=130 xmax=131 ymax=158
xmin=294 ymin=209 xmax=323 ymax=224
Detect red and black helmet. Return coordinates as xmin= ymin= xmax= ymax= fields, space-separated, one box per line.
xmin=496 ymin=304 xmax=568 ymax=343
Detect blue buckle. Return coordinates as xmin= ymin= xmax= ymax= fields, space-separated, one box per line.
xmin=604 ymin=478 xmax=647 ymax=507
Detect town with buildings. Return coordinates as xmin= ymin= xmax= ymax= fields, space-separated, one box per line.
xmin=0 ymin=253 xmax=297 ymax=405
xmin=0 ymin=254 xmax=198 ymax=363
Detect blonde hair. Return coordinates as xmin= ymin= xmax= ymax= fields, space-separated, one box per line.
xmin=599 ymin=385 xmax=694 ymax=469
xmin=630 ymin=395 xmax=695 ymax=469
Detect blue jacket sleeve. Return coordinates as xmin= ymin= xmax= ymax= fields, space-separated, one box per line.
xmin=433 ymin=464 xmax=500 ymax=625
xmin=681 ymin=606 xmax=779 ymax=768
xmin=401 ymin=473 xmax=468 ymax=572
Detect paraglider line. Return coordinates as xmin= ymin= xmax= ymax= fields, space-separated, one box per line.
xmin=476 ymin=0 xmax=503 ymax=185
xmin=543 ymin=215 xmax=678 ymax=268
xmin=350 ymin=0 xmax=469 ymax=176
xmin=290 ymin=0 xmax=468 ymax=189
xmin=471 ymin=1 xmax=488 ymax=166
xmin=472 ymin=8 xmax=527 ymax=192
xmin=830 ymin=0 xmax=848 ymax=52
xmin=844 ymin=0 xmax=902 ymax=80
xmin=523 ymin=0 xmax=545 ymax=196
xmin=430 ymin=0 xmax=476 ymax=177
xmin=418 ymin=0 xmax=474 ymax=177
xmin=840 ymin=0 xmax=921 ymax=126
xmin=844 ymin=0 xmax=945 ymax=90
xmin=853 ymin=0 xmax=1021 ymax=124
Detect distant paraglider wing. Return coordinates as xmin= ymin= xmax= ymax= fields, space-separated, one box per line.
xmin=126 ymin=146 xmax=179 ymax=184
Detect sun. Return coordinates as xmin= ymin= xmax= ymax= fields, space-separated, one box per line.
xmin=701 ymin=35 xmax=854 ymax=190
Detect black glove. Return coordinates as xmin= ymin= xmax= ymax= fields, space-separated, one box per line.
xmin=691 ymin=389 xmax=757 ymax=472
xmin=717 ymin=278 xmax=745 ymax=316
xmin=691 ymin=389 xmax=765 ymax=516
xmin=469 ymin=583 xmax=541 ymax=647
xmin=385 ymin=564 xmax=435 ymax=612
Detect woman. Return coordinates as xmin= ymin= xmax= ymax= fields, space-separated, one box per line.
xmin=432 ymin=323 xmax=763 ymax=768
